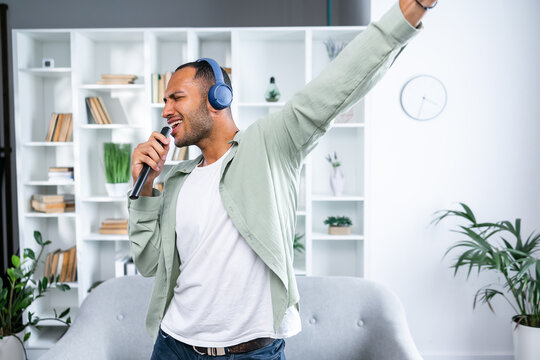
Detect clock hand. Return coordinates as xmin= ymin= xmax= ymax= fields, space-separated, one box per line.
xmin=424 ymin=97 xmax=439 ymax=106
xmin=417 ymin=97 xmax=426 ymax=119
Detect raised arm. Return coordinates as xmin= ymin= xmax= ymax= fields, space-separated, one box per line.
xmin=255 ymin=1 xmax=432 ymax=167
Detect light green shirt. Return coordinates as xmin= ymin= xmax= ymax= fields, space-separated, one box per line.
xmin=128 ymin=3 xmax=421 ymax=339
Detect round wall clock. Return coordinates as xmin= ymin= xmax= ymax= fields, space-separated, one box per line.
xmin=400 ymin=74 xmax=447 ymax=121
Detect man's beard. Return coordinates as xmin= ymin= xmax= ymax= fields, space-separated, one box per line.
xmin=174 ymin=100 xmax=212 ymax=148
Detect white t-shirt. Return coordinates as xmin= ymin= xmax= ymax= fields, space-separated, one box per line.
xmin=160 ymin=147 xmax=301 ymax=347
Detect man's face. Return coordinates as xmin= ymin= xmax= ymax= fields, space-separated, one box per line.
xmin=162 ymin=67 xmax=212 ymax=148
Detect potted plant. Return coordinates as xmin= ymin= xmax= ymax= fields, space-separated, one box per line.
xmin=103 ymin=142 xmax=131 ymax=197
xmin=0 ymin=231 xmax=71 ymax=360
xmin=432 ymin=203 xmax=539 ymax=360
xmin=326 ymin=152 xmax=344 ymax=196
xmin=324 ymin=216 xmax=352 ymax=235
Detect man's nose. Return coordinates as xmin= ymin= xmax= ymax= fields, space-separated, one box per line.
xmin=162 ymin=100 xmax=173 ymax=119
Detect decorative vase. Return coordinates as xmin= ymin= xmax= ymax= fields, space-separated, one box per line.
xmin=512 ymin=317 xmax=540 ymax=360
xmin=264 ymin=76 xmax=280 ymax=102
xmin=330 ymin=167 xmax=344 ymax=196
xmin=0 ymin=331 xmax=26 ymax=360
xmin=105 ymin=182 xmax=130 ymax=198
xmin=328 ymin=226 xmax=351 ymax=235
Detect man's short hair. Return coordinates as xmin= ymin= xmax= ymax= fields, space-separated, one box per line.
xmin=175 ymin=61 xmax=232 ymax=99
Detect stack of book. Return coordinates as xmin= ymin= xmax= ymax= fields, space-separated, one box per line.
xmin=99 ymin=218 xmax=128 ymax=234
xmin=97 ymin=74 xmax=138 ymax=85
xmin=85 ymin=97 xmax=112 ymax=124
xmin=31 ymin=194 xmax=75 ymax=213
xmin=44 ymin=246 xmax=77 ymax=283
xmin=48 ymin=167 xmax=74 ymax=182
xmin=115 ymin=254 xmax=138 ymax=277
xmin=151 ymin=72 xmax=172 ymax=103
xmin=45 ymin=113 xmax=73 ymax=142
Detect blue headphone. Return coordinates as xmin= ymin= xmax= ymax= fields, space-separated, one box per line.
xmin=196 ymin=58 xmax=233 ymax=110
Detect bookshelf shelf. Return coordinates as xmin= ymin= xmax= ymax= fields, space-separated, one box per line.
xmin=24 ymin=181 xmax=75 ymax=186
xmin=24 ymin=212 xmax=76 ymax=218
xmin=19 ymin=67 xmax=72 ymax=77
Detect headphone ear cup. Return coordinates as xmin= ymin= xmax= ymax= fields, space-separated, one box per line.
xmin=208 ymin=83 xmax=233 ymax=110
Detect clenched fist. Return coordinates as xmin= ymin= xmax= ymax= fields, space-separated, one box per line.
xmin=131 ymin=131 xmax=170 ymax=196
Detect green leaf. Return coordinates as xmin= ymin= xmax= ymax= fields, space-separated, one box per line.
xmin=24 ymin=248 xmax=36 ymax=260
xmin=34 ymin=231 xmax=43 ymax=245
xmin=12 ymin=255 xmax=21 ymax=268
xmin=59 ymin=308 xmax=70 ymax=318
xmin=24 ymin=332 xmax=31 ymax=341
xmin=56 ymin=284 xmax=70 ymax=291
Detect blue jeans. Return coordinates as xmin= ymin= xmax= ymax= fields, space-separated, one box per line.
xmin=151 ymin=328 xmax=286 ymax=360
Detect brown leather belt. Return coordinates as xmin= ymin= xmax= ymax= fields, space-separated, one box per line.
xmin=193 ymin=337 xmax=275 ymax=356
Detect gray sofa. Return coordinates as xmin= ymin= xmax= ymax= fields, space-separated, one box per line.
xmin=39 ymin=275 xmax=422 ymax=360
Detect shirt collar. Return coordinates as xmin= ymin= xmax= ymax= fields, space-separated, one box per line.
xmin=174 ymin=130 xmax=243 ymax=174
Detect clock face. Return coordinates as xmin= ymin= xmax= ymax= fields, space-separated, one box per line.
xmin=400 ymin=75 xmax=447 ymax=121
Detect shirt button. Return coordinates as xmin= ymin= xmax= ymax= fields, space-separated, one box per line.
xmin=309 ymin=317 xmax=316 ymax=324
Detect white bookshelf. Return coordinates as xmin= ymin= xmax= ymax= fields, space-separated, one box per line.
xmin=13 ymin=25 xmax=367 ymax=351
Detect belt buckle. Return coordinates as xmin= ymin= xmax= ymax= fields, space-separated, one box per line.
xmin=193 ymin=345 xmax=226 ymax=356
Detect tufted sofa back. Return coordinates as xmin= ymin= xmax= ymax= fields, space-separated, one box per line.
xmin=40 ymin=275 xmax=422 ymax=360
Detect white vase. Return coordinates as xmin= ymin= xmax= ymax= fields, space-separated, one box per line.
xmin=330 ymin=167 xmax=344 ymax=196
xmin=512 ymin=317 xmax=540 ymax=360
xmin=0 ymin=331 xmax=26 ymax=360
xmin=105 ymin=182 xmax=130 ymax=198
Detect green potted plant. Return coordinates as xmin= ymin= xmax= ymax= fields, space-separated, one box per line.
xmin=326 ymin=152 xmax=344 ymax=196
xmin=324 ymin=215 xmax=352 ymax=235
xmin=103 ymin=142 xmax=131 ymax=197
xmin=432 ymin=203 xmax=539 ymax=360
xmin=0 ymin=231 xmax=71 ymax=360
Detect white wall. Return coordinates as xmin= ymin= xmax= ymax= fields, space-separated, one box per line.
xmin=368 ymin=0 xmax=540 ymax=359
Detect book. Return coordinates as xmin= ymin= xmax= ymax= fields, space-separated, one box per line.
xmin=96 ymin=97 xmax=112 ymax=124
xmin=31 ymin=200 xmax=66 ymax=212
xmin=45 ymin=113 xmax=58 ymax=142
xmin=99 ymin=228 xmax=128 ymax=235
xmin=50 ymin=250 xmax=62 ymax=279
xmin=86 ymin=97 xmax=102 ymax=124
xmin=32 ymin=194 xmax=64 ymax=203
xmin=59 ymin=249 xmax=71 ymax=282
xmin=101 ymin=74 xmax=138 ymax=80
xmin=49 ymin=167 xmax=74 ymax=172
xmin=102 ymin=218 xmax=128 ymax=225
xmin=44 ymin=252 xmax=53 ymax=279
xmin=52 ymin=114 xmax=64 ymax=142
xmin=57 ymin=113 xmax=72 ymax=142
xmin=32 ymin=194 xmax=74 ymax=203
xmin=70 ymin=247 xmax=77 ymax=282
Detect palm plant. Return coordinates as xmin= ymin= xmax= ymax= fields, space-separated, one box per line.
xmin=432 ymin=203 xmax=540 ymax=327
xmin=293 ymin=233 xmax=305 ymax=254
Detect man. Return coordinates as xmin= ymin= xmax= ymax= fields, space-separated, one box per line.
xmin=129 ymin=0 xmax=437 ymax=359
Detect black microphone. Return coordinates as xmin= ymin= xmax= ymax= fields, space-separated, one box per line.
xmin=129 ymin=126 xmax=172 ymax=200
